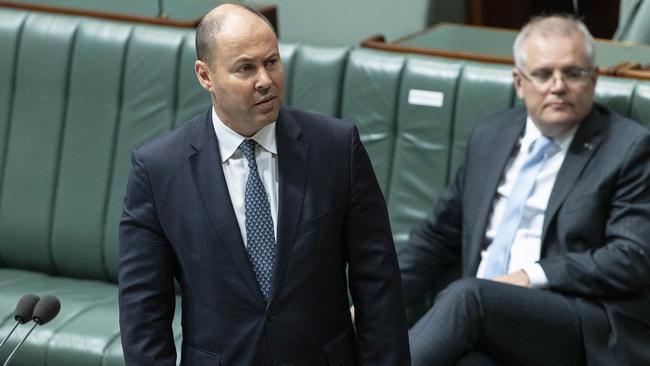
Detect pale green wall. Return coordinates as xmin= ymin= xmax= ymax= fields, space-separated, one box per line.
xmin=251 ymin=0 xmax=465 ymax=46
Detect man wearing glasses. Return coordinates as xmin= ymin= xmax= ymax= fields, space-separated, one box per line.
xmin=400 ymin=15 xmax=650 ymax=365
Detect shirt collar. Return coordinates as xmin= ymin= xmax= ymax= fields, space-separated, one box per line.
xmin=212 ymin=107 xmax=277 ymax=163
xmin=523 ymin=116 xmax=578 ymax=154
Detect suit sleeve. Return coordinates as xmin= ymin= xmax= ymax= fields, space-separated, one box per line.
xmin=118 ymin=149 xmax=177 ymax=366
xmin=343 ymin=127 xmax=410 ymax=366
xmin=540 ymin=132 xmax=650 ymax=298
xmin=397 ymin=165 xmax=464 ymax=305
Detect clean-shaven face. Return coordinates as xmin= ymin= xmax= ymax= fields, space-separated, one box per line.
xmin=513 ymin=32 xmax=597 ymax=137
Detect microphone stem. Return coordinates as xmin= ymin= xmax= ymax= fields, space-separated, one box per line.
xmin=2 ymin=322 xmax=37 ymax=366
xmin=0 ymin=321 xmax=19 ymax=350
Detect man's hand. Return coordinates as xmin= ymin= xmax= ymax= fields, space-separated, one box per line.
xmin=491 ymin=269 xmax=532 ymax=288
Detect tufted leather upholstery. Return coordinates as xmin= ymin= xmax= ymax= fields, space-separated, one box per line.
xmin=1 ymin=7 xmax=650 ymax=364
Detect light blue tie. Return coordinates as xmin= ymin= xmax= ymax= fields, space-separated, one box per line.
xmin=240 ymin=139 xmax=276 ymax=301
xmin=482 ymin=135 xmax=558 ymax=278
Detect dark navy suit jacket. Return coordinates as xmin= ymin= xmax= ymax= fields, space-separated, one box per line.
xmin=119 ymin=107 xmax=410 ymax=365
xmin=400 ymin=104 xmax=650 ymax=365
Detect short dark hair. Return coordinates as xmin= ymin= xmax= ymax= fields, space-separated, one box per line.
xmin=195 ymin=3 xmax=277 ymax=66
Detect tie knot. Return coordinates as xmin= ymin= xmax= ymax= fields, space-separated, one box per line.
xmin=239 ymin=139 xmax=258 ymax=164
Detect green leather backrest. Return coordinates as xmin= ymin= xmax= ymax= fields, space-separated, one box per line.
xmin=594 ymin=76 xmax=637 ymax=116
xmin=2 ymin=7 xmax=650 ymax=288
xmin=50 ymin=19 xmax=131 ymax=280
xmin=102 ymin=25 xmax=197 ymax=281
xmin=450 ymin=63 xmax=515 ymax=178
xmin=0 ymin=12 xmax=81 ymax=273
xmin=340 ymin=49 xmax=405 ymax=193
xmin=631 ymin=83 xmax=650 ymax=128
xmin=288 ymin=45 xmax=349 ymax=117
xmin=279 ymin=43 xmax=299 ymax=106
xmin=0 ymin=9 xmax=205 ymax=282
xmin=0 ymin=10 xmax=27 ymax=234
xmin=175 ymin=32 xmax=211 ymax=128
xmin=387 ymin=56 xmax=461 ymax=249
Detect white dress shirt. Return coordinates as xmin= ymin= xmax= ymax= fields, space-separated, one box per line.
xmin=211 ymin=108 xmax=279 ymax=247
xmin=476 ymin=117 xmax=577 ymax=287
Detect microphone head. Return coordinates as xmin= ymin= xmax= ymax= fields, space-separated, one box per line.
xmin=14 ymin=294 xmax=40 ymax=324
xmin=32 ymin=295 xmax=61 ymax=325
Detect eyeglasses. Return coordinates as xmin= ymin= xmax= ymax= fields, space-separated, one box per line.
xmin=517 ymin=66 xmax=596 ymax=90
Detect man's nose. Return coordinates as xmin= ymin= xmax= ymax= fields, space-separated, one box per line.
xmin=255 ymin=68 xmax=272 ymax=92
xmin=548 ymin=71 xmax=568 ymax=93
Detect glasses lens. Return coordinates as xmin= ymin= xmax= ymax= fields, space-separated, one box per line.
xmin=522 ymin=67 xmax=593 ymax=89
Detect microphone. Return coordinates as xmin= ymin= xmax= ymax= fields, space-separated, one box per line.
xmin=2 ymin=295 xmax=61 ymax=366
xmin=0 ymin=294 xmax=40 ymax=351
xmin=31 ymin=296 xmax=61 ymax=325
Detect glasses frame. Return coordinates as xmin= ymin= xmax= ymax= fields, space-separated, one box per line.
xmin=516 ymin=66 xmax=597 ymax=91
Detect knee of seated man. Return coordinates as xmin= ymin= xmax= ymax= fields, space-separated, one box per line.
xmin=436 ymin=278 xmax=489 ymax=306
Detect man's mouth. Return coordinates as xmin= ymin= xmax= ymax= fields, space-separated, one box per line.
xmin=545 ymin=100 xmax=572 ymax=109
xmin=255 ymin=96 xmax=275 ymax=106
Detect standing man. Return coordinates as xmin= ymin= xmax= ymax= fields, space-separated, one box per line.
xmin=399 ymin=15 xmax=650 ymax=366
xmin=118 ymin=4 xmax=409 ymax=365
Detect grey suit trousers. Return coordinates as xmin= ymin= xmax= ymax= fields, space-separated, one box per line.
xmin=409 ymin=278 xmax=608 ymax=366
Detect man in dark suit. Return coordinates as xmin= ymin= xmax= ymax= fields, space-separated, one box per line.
xmin=118 ymin=4 xmax=409 ymax=365
xmin=400 ymin=15 xmax=650 ymax=366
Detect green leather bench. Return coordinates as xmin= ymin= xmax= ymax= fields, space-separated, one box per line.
xmin=0 ymin=8 xmax=204 ymax=365
xmin=284 ymin=44 xmax=650 ymax=322
xmin=2 ymin=7 xmax=650 ymax=365
xmin=285 ymin=44 xmax=650 ymax=247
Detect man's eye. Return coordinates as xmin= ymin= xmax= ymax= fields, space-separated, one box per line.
xmin=564 ymin=70 xmax=584 ymax=80
xmin=531 ymin=71 xmax=553 ymax=81
xmin=265 ymin=59 xmax=277 ymax=67
xmin=239 ymin=64 xmax=253 ymax=72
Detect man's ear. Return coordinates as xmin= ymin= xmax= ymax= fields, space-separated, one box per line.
xmin=195 ymin=60 xmax=212 ymax=91
xmin=512 ymin=68 xmax=524 ymax=100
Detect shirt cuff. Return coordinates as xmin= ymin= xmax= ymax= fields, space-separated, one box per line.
xmin=522 ymin=263 xmax=549 ymax=288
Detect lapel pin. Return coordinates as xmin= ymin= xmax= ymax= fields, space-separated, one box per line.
xmin=583 ymin=142 xmax=593 ymax=151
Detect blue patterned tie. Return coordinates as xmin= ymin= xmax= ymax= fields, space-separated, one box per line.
xmin=483 ymin=135 xmax=558 ymax=278
xmin=239 ymin=139 xmax=276 ymax=301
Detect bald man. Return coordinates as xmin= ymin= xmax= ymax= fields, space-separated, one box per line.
xmin=118 ymin=4 xmax=409 ymax=365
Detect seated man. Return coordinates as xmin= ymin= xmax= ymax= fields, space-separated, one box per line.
xmin=399 ymin=14 xmax=650 ymax=366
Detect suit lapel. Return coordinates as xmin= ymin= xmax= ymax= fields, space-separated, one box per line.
xmin=188 ymin=110 xmax=265 ymax=307
xmin=542 ymin=109 xmax=604 ymax=242
xmin=267 ymin=109 xmax=307 ymax=307
xmin=466 ymin=113 xmax=525 ymax=276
